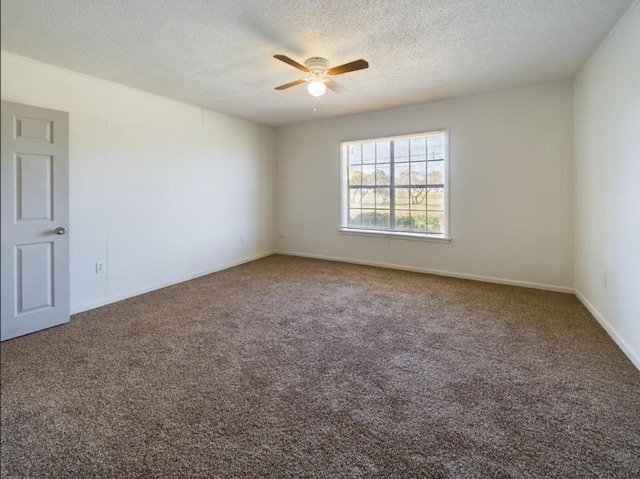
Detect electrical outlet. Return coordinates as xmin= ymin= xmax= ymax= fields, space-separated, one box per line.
xmin=96 ymin=262 xmax=105 ymax=274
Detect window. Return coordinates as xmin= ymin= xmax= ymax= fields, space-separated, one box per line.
xmin=340 ymin=130 xmax=448 ymax=240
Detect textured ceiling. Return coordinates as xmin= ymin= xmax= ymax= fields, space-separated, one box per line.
xmin=0 ymin=0 xmax=634 ymax=127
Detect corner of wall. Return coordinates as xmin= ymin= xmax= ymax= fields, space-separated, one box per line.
xmin=573 ymin=1 xmax=640 ymax=371
xmin=575 ymin=289 xmax=640 ymax=371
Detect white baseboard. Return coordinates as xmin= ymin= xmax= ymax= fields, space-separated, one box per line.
xmin=275 ymin=250 xmax=575 ymax=294
xmin=70 ymin=250 xmax=275 ymax=315
xmin=575 ymin=289 xmax=640 ymax=371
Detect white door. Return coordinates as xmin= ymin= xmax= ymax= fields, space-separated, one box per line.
xmin=1 ymin=101 xmax=70 ymax=341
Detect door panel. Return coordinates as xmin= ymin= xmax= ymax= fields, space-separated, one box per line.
xmin=1 ymin=101 xmax=69 ymax=341
xmin=16 ymin=242 xmax=54 ymax=313
xmin=16 ymin=154 xmax=54 ymax=221
xmin=14 ymin=115 xmax=54 ymax=143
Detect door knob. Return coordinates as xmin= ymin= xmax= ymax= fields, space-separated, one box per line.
xmin=55 ymin=227 xmax=68 ymax=235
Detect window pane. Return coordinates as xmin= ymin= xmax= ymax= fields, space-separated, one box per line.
xmin=348 ymin=145 xmax=362 ymax=164
xmin=349 ymin=209 xmax=362 ymax=228
xmin=375 ymin=209 xmax=390 ymax=230
xmin=375 ymin=164 xmax=390 ymax=185
xmin=395 ymin=163 xmax=410 ymax=185
xmin=411 ymin=211 xmax=427 ymax=233
xmin=361 ymin=188 xmax=376 ymax=208
xmin=375 ymin=187 xmax=391 ymax=207
xmin=376 ymin=141 xmax=390 ymax=162
xmin=395 ymin=187 xmax=410 ymax=209
xmin=395 ymin=211 xmax=411 ymax=231
xmin=410 ymin=137 xmax=426 ymax=160
xmin=395 ymin=139 xmax=409 ymax=162
xmin=362 ymin=143 xmax=376 ymax=164
xmin=427 ymin=160 xmax=444 ymax=186
xmin=409 ymin=187 xmax=427 ymax=207
xmin=427 ymin=212 xmax=444 ymax=234
xmin=410 ymin=161 xmax=426 ymax=185
xmin=349 ymin=165 xmax=362 ymax=185
xmin=361 ymin=209 xmax=377 ymax=228
xmin=349 ymin=188 xmax=364 ymax=208
xmin=427 ymin=188 xmax=444 ymax=211
xmin=362 ymin=164 xmax=375 ymax=185
xmin=428 ymin=135 xmax=444 ymax=160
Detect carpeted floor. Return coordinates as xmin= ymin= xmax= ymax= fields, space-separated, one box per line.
xmin=1 ymin=255 xmax=639 ymax=478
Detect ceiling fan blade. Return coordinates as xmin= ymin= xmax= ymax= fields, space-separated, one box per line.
xmin=325 ymin=80 xmax=344 ymax=93
xmin=275 ymin=79 xmax=307 ymax=90
xmin=327 ymin=59 xmax=369 ymax=76
xmin=274 ymin=54 xmax=309 ymax=72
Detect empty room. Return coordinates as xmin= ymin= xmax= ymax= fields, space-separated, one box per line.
xmin=1 ymin=0 xmax=639 ymax=477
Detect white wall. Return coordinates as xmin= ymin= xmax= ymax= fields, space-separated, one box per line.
xmin=574 ymin=2 xmax=640 ymax=369
xmin=1 ymin=52 xmax=276 ymax=313
xmin=276 ymin=83 xmax=575 ymax=291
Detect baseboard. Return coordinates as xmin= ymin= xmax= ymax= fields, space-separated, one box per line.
xmin=70 ymin=250 xmax=275 ymax=315
xmin=274 ymin=250 xmax=575 ymax=293
xmin=575 ymin=289 xmax=640 ymax=371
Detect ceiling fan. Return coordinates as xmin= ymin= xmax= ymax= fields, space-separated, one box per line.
xmin=274 ymin=54 xmax=369 ymax=97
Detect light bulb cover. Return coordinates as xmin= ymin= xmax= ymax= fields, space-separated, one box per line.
xmin=307 ymin=80 xmax=327 ymax=97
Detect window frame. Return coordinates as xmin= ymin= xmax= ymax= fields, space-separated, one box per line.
xmin=339 ymin=130 xmax=450 ymax=243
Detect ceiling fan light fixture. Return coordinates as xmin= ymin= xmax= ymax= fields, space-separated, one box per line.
xmin=307 ymin=79 xmax=326 ymax=97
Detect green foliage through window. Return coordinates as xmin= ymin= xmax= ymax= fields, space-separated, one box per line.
xmin=351 ymin=211 xmax=441 ymax=233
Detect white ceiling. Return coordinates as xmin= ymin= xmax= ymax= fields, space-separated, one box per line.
xmin=1 ymin=0 xmax=634 ymax=127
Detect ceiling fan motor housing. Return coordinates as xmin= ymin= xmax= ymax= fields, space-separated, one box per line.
xmin=305 ymin=57 xmax=330 ymax=73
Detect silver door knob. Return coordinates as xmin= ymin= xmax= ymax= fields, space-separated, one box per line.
xmin=55 ymin=227 xmax=68 ymax=235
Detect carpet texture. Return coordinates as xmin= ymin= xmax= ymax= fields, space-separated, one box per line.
xmin=1 ymin=255 xmax=639 ymax=478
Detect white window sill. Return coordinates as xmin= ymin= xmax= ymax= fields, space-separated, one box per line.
xmin=339 ymin=228 xmax=451 ymax=244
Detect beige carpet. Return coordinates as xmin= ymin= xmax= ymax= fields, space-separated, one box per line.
xmin=1 ymin=255 xmax=639 ymax=478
